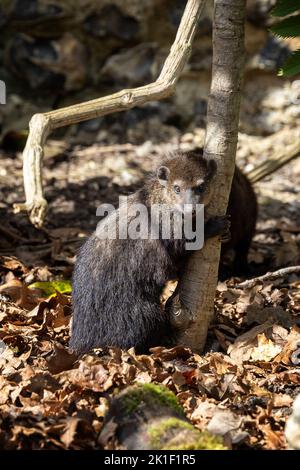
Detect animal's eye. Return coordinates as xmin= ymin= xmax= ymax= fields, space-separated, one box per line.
xmin=196 ymin=184 xmax=204 ymax=194
xmin=173 ymin=185 xmax=181 ymax=194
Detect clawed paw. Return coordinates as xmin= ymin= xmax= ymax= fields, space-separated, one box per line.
xmin=218 ymin=215 xmax=231 ymax=242
xmin=218 ymin=215 xmax=231 ymax=243
xmin=206 ymin=215 xmax=231 ymax=242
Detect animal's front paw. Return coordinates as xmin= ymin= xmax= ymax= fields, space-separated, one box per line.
xmin=218 ymin=215 xmax=231 ymax=243
xmin=205 ymin=215 xmax=231 ymax=242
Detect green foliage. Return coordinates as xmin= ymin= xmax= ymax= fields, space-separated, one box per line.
xmin=120 ymin=383 xmax=184 ymax=416
xmin=278 ymin=49 xmax=300 ymax=76
xmin=270 ymin=1 xmax=300 ymax=77
xmin=271 ymin=0 xmax=300 ymax=17
xmin=149 ymin=418 xmax=226 ymax=450
xmin=28 ymin=280 xmax=72 ymax=297
xmin=271 ymin=14 xmax=300 ymax=38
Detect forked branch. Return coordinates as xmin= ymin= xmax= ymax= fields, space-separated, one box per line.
xmin=14 ymin=0 xmax=206 ymax=227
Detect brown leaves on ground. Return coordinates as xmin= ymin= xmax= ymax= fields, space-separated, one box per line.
xmin=0 ymin=257 xmax=299 ymax=450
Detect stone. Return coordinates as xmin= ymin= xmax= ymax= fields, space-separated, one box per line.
xmin=285 ymin=395 xmax=300 ymax=450
xmin=83 ymin=4 xmax=139 ymax=41
xmin=100 ymin=43 xmax=156 ymax=87
xmin=6 ymin=33 xmax=87 ymax=91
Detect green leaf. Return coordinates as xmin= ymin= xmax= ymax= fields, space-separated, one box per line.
xmin=271 ymin=0 xmax=300 ymax=17
xmin=28 ymin=280 xmax=72 ymax=297
xmin=270 ymin=14 xmax=300 ymax=38
xmin=279 ymin=49 xmax=300 ymax=76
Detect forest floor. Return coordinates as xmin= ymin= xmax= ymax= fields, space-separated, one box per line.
xmin=0 ymin=123 xmax=299 ymax=449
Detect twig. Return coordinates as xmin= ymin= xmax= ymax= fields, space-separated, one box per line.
xmin=75 ymin=143 xmax=135 ymax=157
xmin=236 ymin=266 xmax=300 ymax=289
xmin=247 ymin=140 xmax=300 ymax=184
xmin=14 ymin=0 xmax=206 ymax=228
xmin=0 ymin=225 xmax=26 ymax=241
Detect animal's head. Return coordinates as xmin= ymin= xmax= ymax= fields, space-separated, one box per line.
xmin=156 ymin=150 xmax=217 ymax=213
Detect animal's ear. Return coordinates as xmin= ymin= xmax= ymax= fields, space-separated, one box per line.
xmin=206 ymin=159 xmax=217 ymax=180
xmin=157 ymin=166 xmax=170 ymax=186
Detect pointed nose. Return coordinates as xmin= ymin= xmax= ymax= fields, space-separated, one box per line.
xmin=182 ymin=189 xmax=197 ymax=213
xmin=184 ymin=189 xmax=194 ymax=205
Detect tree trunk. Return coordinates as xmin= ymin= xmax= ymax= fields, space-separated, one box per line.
xmin=177 ymin=0 xmax=247 ymax=352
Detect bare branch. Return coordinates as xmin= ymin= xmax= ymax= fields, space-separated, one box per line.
xmin=236 ymin=266 xmax=300 ymax=289
xmin=14 ymin=0 xmax=206 ymax=228
xmin=246 ymin=140 xmax=300 ymax=184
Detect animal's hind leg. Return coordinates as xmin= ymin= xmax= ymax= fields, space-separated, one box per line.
xmin=233 ymin=237 xmax=253 ymax=275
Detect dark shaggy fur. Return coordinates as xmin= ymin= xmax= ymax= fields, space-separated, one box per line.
xmin=70 ymin=152 xmax=230 ymax=354
xmin=187 ymin=148 xmax=257 ymax=275
xmin=222 ymin=166 xmax=257 ymax=273
xmin=70 ymin=151 xmax=257 ymax=354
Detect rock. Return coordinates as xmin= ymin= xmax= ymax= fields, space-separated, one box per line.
xmin=0 ymin=93 xmax=51 ymax=140
xmin=99 ymin=384 xmax=226 ymax=450
xmin=9 ymin=0 xmax=66 ymax=22
xmin=174 ymin=77 xmax=210 ymax=124
xmin=6 ymin=33 xmax=87 ymax=91
xmin=241 ymin=75 xmax=300 ymax=135
xmin=3 ymin=0 xmax=73 ymax=37
xmin=0 ymin=0 xmax=298 ymax=143
xmin=100 ymin=43 xmax=156 ymax=87
xmin=83 ymin=4 xmax=139 ymax=41
xmin=285 ymin=395 xmax=300 ymax=450
xmin=0 ymin=4 xmax=8 ymax=28
xmin=248 ymin=36 xmax=291 ymax=72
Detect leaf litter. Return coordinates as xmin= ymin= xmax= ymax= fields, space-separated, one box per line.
xmin=0 ymin=258 xmax=299 ymax=449
xmin=0 ymin=135 xmax=299 ymax=450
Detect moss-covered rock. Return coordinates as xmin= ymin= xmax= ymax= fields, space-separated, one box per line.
xmin=149 ymin=417 xmax=226 ymax=450
xmin=119 ymin=383 xmax=184 ymax=416
xmin=100 ymin=384 xmax=226 ymax=450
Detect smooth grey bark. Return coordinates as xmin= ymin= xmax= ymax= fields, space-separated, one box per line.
xmin=177 ymin=0 xmax=247 ymax=352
